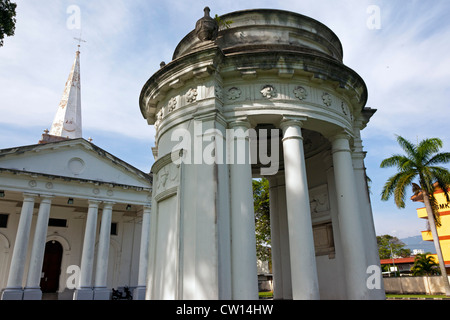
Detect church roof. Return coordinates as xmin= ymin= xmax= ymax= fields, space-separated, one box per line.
xmin=0 ymin=138 xmax=152 ymax=190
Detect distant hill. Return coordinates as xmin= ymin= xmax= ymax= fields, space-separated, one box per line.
xmin=400 ymin=235 xmax=436 ymax=254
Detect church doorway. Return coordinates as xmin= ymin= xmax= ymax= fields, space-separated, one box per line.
xmin=40 ymin=241 xmax=63 ymax=293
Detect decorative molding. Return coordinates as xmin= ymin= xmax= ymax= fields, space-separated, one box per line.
xmin=293 ymin=86 xmax=308 ymax=100
xmin=309 ymin=184 xmax=329 ymax=214
xmin=227 ymin=87 xmax=241 ymax=100
xmin=152 ymin=149 xmax=183 ymax=197
xmin=260 ymin=85 xmax=277 ymax=99
xmin=186 ymin=88 xmax=198 ymax=103
xmin=322 ymin=92 xmax=332 ymax=107
xmin=155 ymin=108 xmax=164 ymax=130
xmin=168 ymin=97 xmax=177 ymax=113
xmin=215 ymin=85 xmax=223 ymax=100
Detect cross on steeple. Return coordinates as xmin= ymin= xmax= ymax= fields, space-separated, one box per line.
xmin=74 ymin=36 xmax=86 ymax=51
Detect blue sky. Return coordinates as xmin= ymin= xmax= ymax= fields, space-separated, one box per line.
xmin=1 ymin=0 xmax=449 ymax=239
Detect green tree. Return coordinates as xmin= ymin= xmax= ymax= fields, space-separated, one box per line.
xmin=380 ymin=135 xmax=450 ymax=295
xmin=377 ymin=235 xmax=411 ymax=259
xmin=253 ymin=178 xmax=271 ymax=263
xmin=411 ymin=253 xmax=440 ymax=276
xmin=0 ymin=0 xmax=17 ymax=47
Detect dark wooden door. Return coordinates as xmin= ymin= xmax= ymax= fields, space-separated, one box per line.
xmin=40 ymin=241 xmax=63 ymax=293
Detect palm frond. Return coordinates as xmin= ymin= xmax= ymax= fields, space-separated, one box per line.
xmin=381 ymin=172 xmax=403 ymax=202
xmin=417 ymin=138 xmax=443 ymax=163
xmin=393 ymin=171 xmax=417 ymax=208
xmin=380 ymin=154 xmax=410 ymax=169
xmin=396 ymin=135 xmax=417 ymax=159
xmin=430 ymin=166 xmax=450 ymax=203
xmin=426 ymin=192 xmax=442 ymax=228
xmin=426 ymin=152 xmax=450 ymax=166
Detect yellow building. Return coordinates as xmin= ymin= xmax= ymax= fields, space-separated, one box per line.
xmin=414 ymin=187 xmax=450 ymax=273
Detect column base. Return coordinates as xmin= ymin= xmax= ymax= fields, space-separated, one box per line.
xmin=23 ymin=287 xmax=43 ymax=300
xmin=1 ymin=287 xmax=24 ymax=300
xmin=73 ymin=287 xmax=94 ymax=300
xmin=133 ymin=286 xmax=146 ymax=300
xmin=93 ymin=287 xmax=111 ymax=300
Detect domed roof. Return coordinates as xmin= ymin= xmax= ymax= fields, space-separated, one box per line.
xmin=173 ymin=9 xmax=344 ymax=62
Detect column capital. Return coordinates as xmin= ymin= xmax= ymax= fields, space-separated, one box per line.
xmin=102 ymin=201 xmax=115 ymax=209
xmin=279 ymin=117 xmax=306 ymax=132
xmin=39 ymin=196 xmax=54 ymax=203
xmin=327 ymin=129 xmax=354 ymax=143
xmin=88 ymin=200 xmax=102 ymax=207
xmin=329 ymin=133 xmax=350 ymax=143
xmin=228 ymin=118 xmax=252 ymax=130
xmin=280 ymin=120 xmax=305 ymax=143
xmin=22 ymin=193 xmax=38 ymax=200
xmin=329 ymin=131 xmax=354 ymax=155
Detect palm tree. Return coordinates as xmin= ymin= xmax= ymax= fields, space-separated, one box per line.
xmin=380 ymin=135 xmax=450 ymax=296
xmin=411 ymin=253 xmax=440 ymax=276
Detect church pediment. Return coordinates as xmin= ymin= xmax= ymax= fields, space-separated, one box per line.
xmin=0 ymin=139 xmax=151 ymax=189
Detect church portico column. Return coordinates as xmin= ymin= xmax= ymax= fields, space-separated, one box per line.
xmin=23 ymin=196 xmax=54 ymax=300
xmin=1 ymin=193 xmax=37 ymax=300
xmin=134 ymin=205 xmax=151 ymax=300
xmin=280 ymin=119 xmax=320 ymax=300
xmin=93 ymin=201 xmax=114 ymax=300
xmin=228 ymin=120 xmax=259 ymax=300
xmin=331 ymin=133 xmax=370 ymax=299
xmin=74 ymin=200 xmax=100 ymax=300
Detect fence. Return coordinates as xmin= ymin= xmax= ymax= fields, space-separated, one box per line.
xmin=384 ymin=276 xmax=450 ymax=295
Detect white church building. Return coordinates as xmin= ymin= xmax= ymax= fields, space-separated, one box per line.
xmin=0 ymin=48 xmax=153 ymax=300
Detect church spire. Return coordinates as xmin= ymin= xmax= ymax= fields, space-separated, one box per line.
xmin=49 ymin=48 xmax=83 ymax=138
xmin=40 ymin=48 xmax=83 ymax=144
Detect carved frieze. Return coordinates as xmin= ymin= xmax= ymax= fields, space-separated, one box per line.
xmin=215 ymin=85 xmax=223 ymax=100
xmin=293 ymin=86 xmax=308 ymax=100
xmin=168 ymin=97 xmax=177 ymax=113
xmin=322 ymin=92 xmax=332 ymax=107
xmin=309 ymin=184 xmax=329 ymax=214
xmin=153 ymin=154 xmax=181 ymax=200
xmin=155 ymin=108 xmax=164 ymax=130
xmin=186 ymin=88 xmax=198 ymax=103
xmin=260 ymin=85 xmax=277 ymax=99
xmin=227 ymin=87 xmax=242 ymax=100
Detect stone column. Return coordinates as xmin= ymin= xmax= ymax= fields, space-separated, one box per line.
xmin=352 ymin=122 xmax=385 ymax=299
xmin=134 ymin=205 xmax=151 ymax=300
xmin=93 ymin=202 xmax=114 ymax=300
xmin=268 ymin=174 xmax=292 ymax=300
xmin=280 ymin=119 xmax=320 ymax=300
xmin=1 ymin=194 xmax=37 ymax=300
xmin=74 ymin=200 xmax=100 ymax=300
xmin=228 ymin=120 xmax=258 ymax=300
xmin=331 ymin=133 xmax=370 ymax=299
xmin=23 ymin=196 xmax=53 ymax=300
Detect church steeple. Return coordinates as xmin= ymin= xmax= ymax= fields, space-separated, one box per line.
xmin=40 ymin=48 xmax=83 ymax=144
